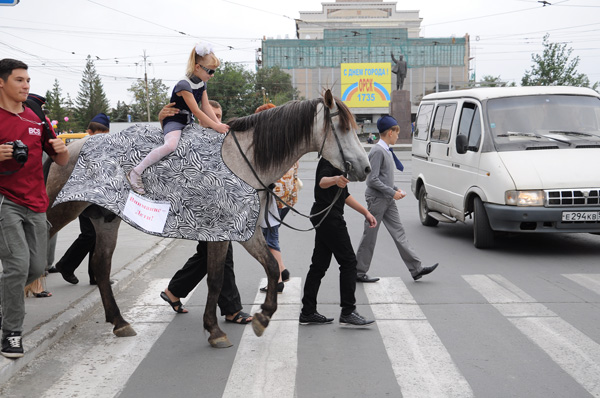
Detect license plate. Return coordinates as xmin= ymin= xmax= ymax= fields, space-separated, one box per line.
xmin=561 ymin=211 xmax=600 ymax=221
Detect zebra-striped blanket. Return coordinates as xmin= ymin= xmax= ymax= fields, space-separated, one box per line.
xmin=53 ymin=124 xmax=260 ymax=241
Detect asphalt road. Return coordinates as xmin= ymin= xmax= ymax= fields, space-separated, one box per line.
xmin=2 ymin=152 xmax=600 ymax=398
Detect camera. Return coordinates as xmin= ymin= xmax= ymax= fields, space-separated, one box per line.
xmin=5 ymin=140 xmax=29 ymax=165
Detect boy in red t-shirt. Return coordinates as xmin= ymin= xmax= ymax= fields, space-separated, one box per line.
xmin=0 ymin=58 xmax=69 ymax=358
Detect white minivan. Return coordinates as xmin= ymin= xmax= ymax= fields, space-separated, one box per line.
xmin=411 ymin=86 xmax=600 ymax=248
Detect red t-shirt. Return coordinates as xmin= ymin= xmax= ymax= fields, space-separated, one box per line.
xmin=0 ymin=106 xmax=58 ymax=212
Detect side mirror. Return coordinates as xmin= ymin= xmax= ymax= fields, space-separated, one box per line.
xmin=456 ymin=134 xmax=468 ymax=154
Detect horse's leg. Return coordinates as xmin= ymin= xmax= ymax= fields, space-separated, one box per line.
xmin=239 ymin=231 xmax=280 ymax=337
xmin=205 ymin=241 xmax=232 ymax=348
xmin=87 ymin=208 xmax=136 ymax=337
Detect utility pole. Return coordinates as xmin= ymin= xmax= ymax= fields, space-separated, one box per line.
xmin=142 ymin=50 xmax=151 ymax=122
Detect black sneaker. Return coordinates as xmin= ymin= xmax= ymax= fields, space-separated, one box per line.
xmin=339 ymin=311 xmax=375 ymax=327
xmin=1 ymin=331 xmax=24 ymax=358
xmin=299 ymin=312 xmax=334 ymax=325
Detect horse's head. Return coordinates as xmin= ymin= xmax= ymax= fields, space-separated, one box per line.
xmin=316 ymin=89 xmax=371 ymax=181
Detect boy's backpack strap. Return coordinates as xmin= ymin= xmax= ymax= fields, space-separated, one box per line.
xmin=24 ymin=98 xmax=53 ymax=141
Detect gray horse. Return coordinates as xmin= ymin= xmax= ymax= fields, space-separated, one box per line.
xmin=45 ymin=89 xmax=371 ymax=347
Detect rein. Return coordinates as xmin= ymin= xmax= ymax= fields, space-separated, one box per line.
xmin=229 ymin=105 xmax=349 ymax=232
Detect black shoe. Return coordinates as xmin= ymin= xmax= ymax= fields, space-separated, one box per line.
xmin=281 ymin=269 xmax=290 ymax=282
xmin=61 ymin=271 xmax=79 ymax=285
xmin=412 ymin=263 xmax=439 ymax=281
xmin=260 ymin=282 xmax=284 ymax=293
xmin=299 ymin=312 xmax=334 ymax=325
xmin=1 ymin=331 xmax=24 ymax=358
xmin=356 ymin=274 xmax=380 ymax=283
xmin=339 ymin=311 xmax=375 ymax=327
xmin=47 ymin=266 xmax=59 ymax=274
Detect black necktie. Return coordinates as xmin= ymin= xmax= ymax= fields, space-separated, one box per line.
xmin=389 ymin=147 xmax=404 ymax=171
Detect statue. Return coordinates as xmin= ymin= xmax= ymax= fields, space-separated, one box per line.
xmin=391 ymin=52 xmax=407 ymax=91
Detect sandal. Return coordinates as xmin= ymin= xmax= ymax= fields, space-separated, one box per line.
xmin=160 ymin=291 xmax=188 ymax=314
xmin=34 ymin=290 xmax=52 ymax=298
xmin=126 ymin=170 xmax=146 ymax=195
xmin=225 ymin=311 xmax=252 ymax=324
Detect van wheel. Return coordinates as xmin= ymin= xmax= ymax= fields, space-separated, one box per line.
xmin=473 ymin=197 xmax=494 ymax=249
xmin=418 ymin=186 xmax=439 ymax=227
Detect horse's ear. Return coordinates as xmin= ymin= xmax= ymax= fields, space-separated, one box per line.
xmin=324 ymin=89 xmax=334 ymax=109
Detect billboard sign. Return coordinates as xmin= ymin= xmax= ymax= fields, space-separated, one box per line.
xmin=341 ymin=63 xmax=391 ymax=108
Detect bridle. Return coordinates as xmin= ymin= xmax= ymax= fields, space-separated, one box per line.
xmin=230 ymin=103 xmax=351 ymax=231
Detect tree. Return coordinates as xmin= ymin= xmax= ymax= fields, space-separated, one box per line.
xmin=255 ymin=66 xmax=299 ymax=105
xmin=208 ymin=62 xmax=258 ymax=119
xmin=127 ymin=78 xmax=169 ymax=122
xmin=522 ymin=34 xmax=597 ymax=89
xmin=74 ymin=55 xmax=110 ymax=131
xmin=480 ymin=75 xmax=507 ymax=87
xmin=111 ymin=100 xmax=131 ymax=122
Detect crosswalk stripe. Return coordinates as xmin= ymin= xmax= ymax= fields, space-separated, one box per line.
xmin=563 ymin=273 xmax=600 ymax=295
xmin=222 ymin=277 xmax=302 ymax=398
xmin=364 ymin=277 xmax=474 ymax=398
xmin=39 ymin=279 xmax=193 ymax=398
xmin=464 ymin=274 xmax=600 ymax=397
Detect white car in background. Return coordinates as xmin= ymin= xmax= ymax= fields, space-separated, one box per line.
xmin=411 ymin=86 xmax=600 ymax=248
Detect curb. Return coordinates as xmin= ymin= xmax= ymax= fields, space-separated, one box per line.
xmin=0 ymin=237 xmax=176 ymax=386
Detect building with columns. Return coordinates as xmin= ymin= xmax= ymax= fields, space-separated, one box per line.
xmin=259 ymin=0 xmax=471 ymax=126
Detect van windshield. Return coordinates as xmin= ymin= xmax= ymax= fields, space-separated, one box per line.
xmin=486 ymin=95 xmax=600 ymax=151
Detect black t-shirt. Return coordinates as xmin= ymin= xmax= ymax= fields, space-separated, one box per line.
xmin=312 ymin=158 xmax=350 ymax=216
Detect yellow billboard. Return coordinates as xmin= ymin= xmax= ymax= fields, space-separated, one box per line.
xmin=341 ymin=63 xmax=392 ymax=108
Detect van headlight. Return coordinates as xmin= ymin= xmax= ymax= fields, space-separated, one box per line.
xmin=505 ymin=190 xmax=545 ymax=206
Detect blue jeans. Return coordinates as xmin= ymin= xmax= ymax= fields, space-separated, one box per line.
xmin=0 ymin=197 xmax=48 ymax=334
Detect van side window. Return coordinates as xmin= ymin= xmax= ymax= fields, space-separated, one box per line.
xmin=431 ymin=104 xmax=456 ymax=143
xmin=415 ymin=104 xmax=434 ymax=140
xmin=457 ymin=103 xmax=482 ymax=150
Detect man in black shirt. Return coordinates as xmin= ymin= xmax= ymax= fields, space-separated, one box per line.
xmin=299 ymin=158 xmax=377 ymax=327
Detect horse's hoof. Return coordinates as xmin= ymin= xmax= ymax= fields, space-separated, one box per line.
xmin=113 ymin=324 xmax=137 ymax=337
xmin=251 ymin=312 xmax=270 ymax=337
xmin=209 ymin=336 xmax=233 ymax=348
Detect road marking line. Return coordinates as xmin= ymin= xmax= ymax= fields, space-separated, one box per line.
xmin=40 ymin=279 xmax=192 ymax=398
xmin=464 ymin=274 xmax=600 ymax=397
xmin=222 ymin=277 xmax=301 ymax=398
xmin=563 ymin=273 xmax=600 ymax=295
xmin=364 ymin=277 xmax=473 ymax=398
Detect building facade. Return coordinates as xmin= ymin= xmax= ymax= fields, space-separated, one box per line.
xmin=260 ymin=0 xmax=471 ymax=125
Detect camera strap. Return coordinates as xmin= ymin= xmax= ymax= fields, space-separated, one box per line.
xmin=0 ymin=164 xmax=24 ymax=175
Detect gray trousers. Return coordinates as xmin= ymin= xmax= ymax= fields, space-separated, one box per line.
xmin=356 ymin=195 xmax=422 ymax=277
xmin=0 ymin=197 xmax=48 ymax=335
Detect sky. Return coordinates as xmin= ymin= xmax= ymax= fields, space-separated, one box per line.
xmin=1 ymin=0 xmax=599 ymax=107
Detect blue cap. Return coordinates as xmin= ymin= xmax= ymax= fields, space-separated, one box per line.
xmin=377 ymin=115 xmax=398 ymax=134
xmin=91 ymin=113 xmax=110 ymax=129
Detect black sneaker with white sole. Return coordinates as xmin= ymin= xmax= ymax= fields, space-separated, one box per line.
xmin=339 ymin=311 xmax=375 ymax=327
xmin=1 ymin=331 xmax=24 ymax=358
xmin=299 ymin=312 xmax=334 ymax=325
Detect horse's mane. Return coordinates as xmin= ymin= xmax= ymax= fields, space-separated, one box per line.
xmin=227 ymin=96 xmax=357 ymax=172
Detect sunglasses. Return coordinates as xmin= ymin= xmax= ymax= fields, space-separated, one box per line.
xmin=199 ymin=65 xmax=215 ymax=75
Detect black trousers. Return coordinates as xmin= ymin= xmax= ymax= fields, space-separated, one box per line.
xmin=55 ymin=215 xmax=95 ymax=280
xmin=301 ymin=210 xmax=357 ymax=316
xmin=168 ymin=241 xmax=242 ymax=316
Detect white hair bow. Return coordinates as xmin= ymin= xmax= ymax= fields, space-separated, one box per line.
xmin=195 ymin=42 xmax=213 ymax=57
